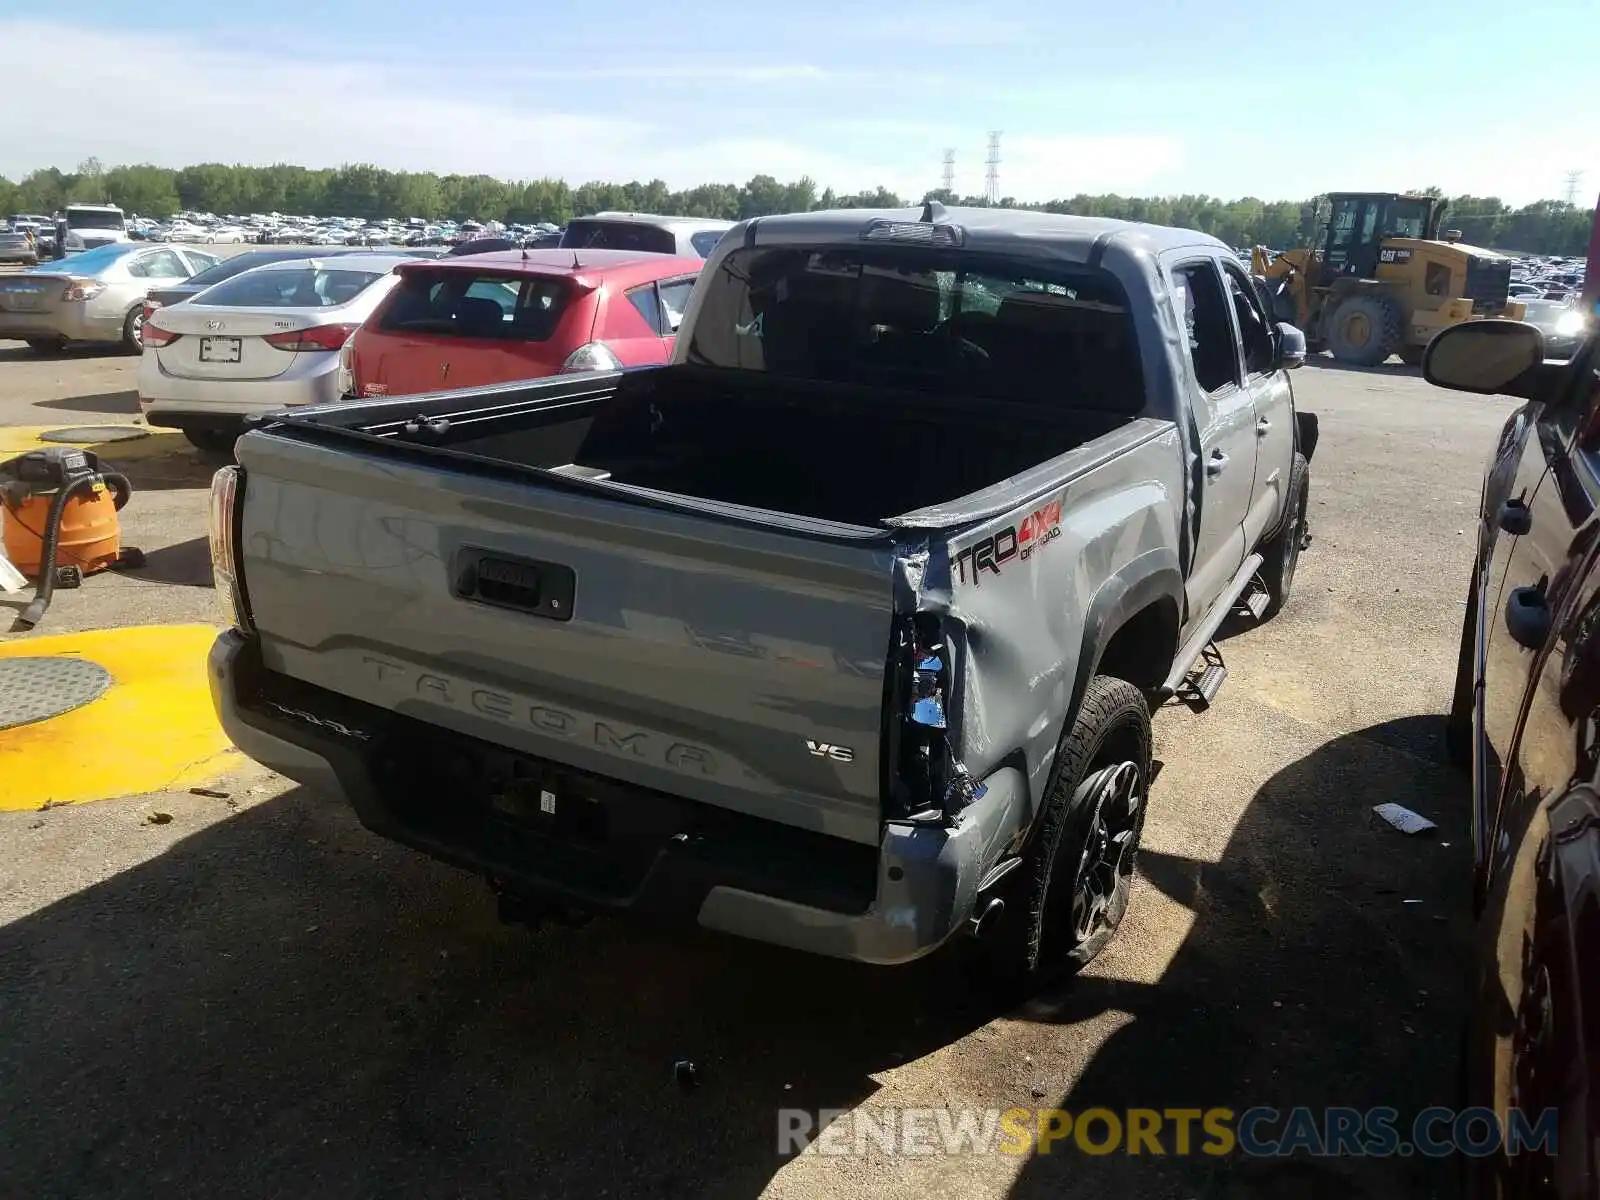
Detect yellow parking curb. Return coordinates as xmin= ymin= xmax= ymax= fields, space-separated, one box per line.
xmin=0 ymin=625 xmax=238 ymax=810
xmin=0 ymin=425 xmax=188 ymax=462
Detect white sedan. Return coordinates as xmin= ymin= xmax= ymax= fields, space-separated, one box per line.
xmin=137 ymin=253 xmax=412 ymax=452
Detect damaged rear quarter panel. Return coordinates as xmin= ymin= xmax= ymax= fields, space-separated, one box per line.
xmin=902 ymin=421 xmax=1186 ymax=844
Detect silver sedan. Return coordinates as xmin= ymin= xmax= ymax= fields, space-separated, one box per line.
xmin=0 ymin=243 xmax=218 ymax=352
xmin=137 ymin=253 xmax=413 ymax=451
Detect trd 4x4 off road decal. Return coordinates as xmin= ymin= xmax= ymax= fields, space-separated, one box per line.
xmin=953 ymin=497 xmax=1064 ymax=586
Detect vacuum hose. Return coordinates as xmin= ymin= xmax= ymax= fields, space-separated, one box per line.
xmin=17 ymin=474 xmax=98 ymax=628
xmin=104 ymin=470 xmax=132 ymax=512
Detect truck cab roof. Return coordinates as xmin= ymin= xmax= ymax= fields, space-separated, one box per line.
xmin=733 ymin=203 xmax=1232 ymax=266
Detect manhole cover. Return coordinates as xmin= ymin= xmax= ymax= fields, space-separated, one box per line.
xmin=38 ymin=426 xmax=149 ymax=445
xmin=0 ymin=657 xmax=113 ymax=731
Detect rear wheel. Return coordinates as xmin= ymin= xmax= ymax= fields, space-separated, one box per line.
xmin=1327 ymin=294 xmax=1404 ymax=366
xmin=182 ymin=426 xmax=238 ymax=455
xmin=976 ymin=675 xmax=1152 ymax=997
xmin=122 ymin=306 xmax=145 ymax=352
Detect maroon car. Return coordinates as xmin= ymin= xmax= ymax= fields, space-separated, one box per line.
xmin=1438 ymin=310 xmax=1600 ymax=1196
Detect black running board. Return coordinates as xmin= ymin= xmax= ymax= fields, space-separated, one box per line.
xmin=1157 ymin=552 xmax=1264 ymax=699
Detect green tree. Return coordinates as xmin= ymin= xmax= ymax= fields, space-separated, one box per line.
xmin=103 ymin=164 xmax=181 ymax=217
xmin=1 ymin=157 xmax=1594 ymax=255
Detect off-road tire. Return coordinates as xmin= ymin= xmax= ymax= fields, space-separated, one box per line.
xmin=1445 ymin=562 xmax=1479 ymax=769
xmin=182 ymin=426 xmax=238 ymax=455
xmin=1327 ymin=293 xmax=1404 ymax=366
xmin=1257 ymin=451 xmax=1309 ymax=618
xmin=977 ymin=675 xmax=1152 ymax=997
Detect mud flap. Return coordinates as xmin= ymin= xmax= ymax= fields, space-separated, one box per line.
xmin=1296 ymin=411 xmax=1319 ymax=462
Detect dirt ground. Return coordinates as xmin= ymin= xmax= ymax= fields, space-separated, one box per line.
xmin=0 ymin=330 xmax=1513 ymax=1199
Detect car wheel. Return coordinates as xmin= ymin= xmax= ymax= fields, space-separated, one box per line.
xmin=1257 ymin=451 xmax=1309 ymax=618
xmin=977 ymin=675 xmax=1152 ymax=997
xmin=1446 ymin=562 xmax=1480 ymax=770
xmin=122 ymin=306 xmax=145 ymax=352
xmin=182 ymin=426 xmax=238 ymax=455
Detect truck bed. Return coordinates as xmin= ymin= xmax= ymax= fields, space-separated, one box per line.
xmin=307 ymin=365 xmax=1140 ymax=528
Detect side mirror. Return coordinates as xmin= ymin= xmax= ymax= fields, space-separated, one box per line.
xmin=1423 ymin=320 xmax=1547 ymax=398
xmin=1276 ymin=322 xmax=1306 ymax=370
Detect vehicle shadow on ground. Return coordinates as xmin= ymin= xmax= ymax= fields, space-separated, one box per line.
xmin=1304 ymin=356 xmax=1421 ymax=377
xmin=0 ymin=345 xmax=132 ymax=364
xmin=95 ymin=446 xmax=222 ymax=492
xmin=1005 ymin=714 xmax=1471 ymax=1200
xmin=0 ymin=716 xmax=1471 ymax=1199
xmin=0 ymin=784 xmax=992 ymax=1199
xmin=36 ymin=390 xmax=141 ymax=414
xmin=116 ymin=535 xmax=211 ymax=586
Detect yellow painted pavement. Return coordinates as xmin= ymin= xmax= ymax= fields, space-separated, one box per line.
xmin=0 ymin=624 xmax=237 ymax=810
xmin=0 ymin=424 xmax=187 ymax=461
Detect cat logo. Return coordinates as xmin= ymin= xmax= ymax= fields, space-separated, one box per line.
xmin=806 ymin=739 xmax=854 ymax=762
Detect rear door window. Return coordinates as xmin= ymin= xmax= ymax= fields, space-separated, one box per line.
xmin=376 ymin=270 xmax=570 ymax=340
xmin=129 ymin=249 xmax=188 ymax=279
xmin=657 ymin=276 xmax=697 ymax=331
xmin=626 ymin=283 xmax=665 ymax=335
xmin=1171 ymin=262 xmax=1239 ymax=394
xmin=685 ymin=245 xmax=1144 ymax=411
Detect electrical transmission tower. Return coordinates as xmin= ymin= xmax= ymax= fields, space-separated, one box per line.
xmin=941 ymin=149 xmax=955 ymax=195
xmin=1564 ymin=170 xmax=1584 ymax=206
xmin=984 ymin=132 xmax=1001 ymax=204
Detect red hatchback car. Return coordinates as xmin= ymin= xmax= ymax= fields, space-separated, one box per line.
xmin=341 ymin=248 xmax=703 ymax=399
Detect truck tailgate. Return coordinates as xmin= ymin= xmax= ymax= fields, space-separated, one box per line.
xmin=235 ymin=431 xmax=897 ymax=845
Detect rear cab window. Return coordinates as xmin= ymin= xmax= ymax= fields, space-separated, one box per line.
xmin=376 ymin=268 xmax=570 ymax=340
xmin=560 ymin=220 xmax=677 ymax=255
xmin=198 ymin=267 xmax=386 ymax=308
xmin=684 ymin=245 xmax=1144 ymax=411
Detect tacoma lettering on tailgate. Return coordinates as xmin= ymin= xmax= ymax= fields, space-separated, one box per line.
xmin=361 ymin=656 xmax=720 ymax=775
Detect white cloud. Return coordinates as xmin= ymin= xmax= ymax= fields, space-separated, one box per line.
xmin=11 ymin=19 xmax=1580 ymax=208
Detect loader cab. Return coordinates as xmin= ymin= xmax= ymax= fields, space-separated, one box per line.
xmin=1318 ymin=193 xmax=1445 ymax=283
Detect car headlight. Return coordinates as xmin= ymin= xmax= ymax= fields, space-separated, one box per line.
xmin=1554 ymin=310 xmax=1589 ymax=339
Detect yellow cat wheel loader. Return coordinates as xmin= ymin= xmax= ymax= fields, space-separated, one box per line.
xmin=1251 ymin=192 xmax=1525 ymax=367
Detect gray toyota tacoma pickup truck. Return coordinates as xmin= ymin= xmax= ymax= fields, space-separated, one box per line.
xmin=206 ymin=203 xmax=1316 ymax=990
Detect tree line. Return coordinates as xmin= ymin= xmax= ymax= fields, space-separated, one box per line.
xmin=4 ymin=159 xmax=1594 ymax=257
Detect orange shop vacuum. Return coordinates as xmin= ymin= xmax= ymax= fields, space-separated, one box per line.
xmin=0 ymin=446 xmax=141 ymax=628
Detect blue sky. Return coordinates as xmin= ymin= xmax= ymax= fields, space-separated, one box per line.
xmin=3 ymin=2 xmax=1597 ymax=205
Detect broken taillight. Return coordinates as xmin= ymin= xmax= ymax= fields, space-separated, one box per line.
xmin=885 ymin=615 xmax=987 ymax=825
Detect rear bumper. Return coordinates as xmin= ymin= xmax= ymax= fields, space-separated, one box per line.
xmin=209 ymin=629 xmax=1021 ymax=965
xmin=0 ymin=304 xmax=110 ymax=343
xmin=138 ymin=354 xmax=341 ymax=425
